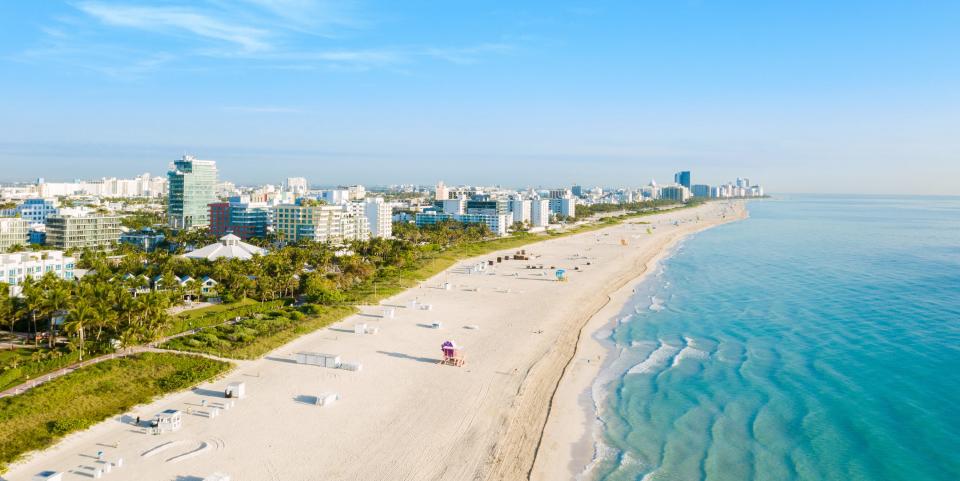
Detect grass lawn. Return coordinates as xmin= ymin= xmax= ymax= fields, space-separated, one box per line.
xmin=163 ymin=298 xmax=286 ymax=337
xmin=161 ymin=305 xmax=357 ymax=360
xmin=0 ymin=352 xmax=231 ymax=473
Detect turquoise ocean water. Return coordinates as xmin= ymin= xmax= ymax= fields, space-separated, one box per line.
xmin=589 ymin=196 xmax=960 ymax=481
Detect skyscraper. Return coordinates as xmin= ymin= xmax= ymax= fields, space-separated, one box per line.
xmin=168 ymin=155 xmax=218 ymax=230
xmin=674 ymin=171 xmax=691 ymax=189
xmin=435 ymin=181 xmax=449 ymax=200
xmin=285 ymin=177 xmax=308 ymax=194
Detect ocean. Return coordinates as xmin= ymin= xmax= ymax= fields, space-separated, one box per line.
xmin=588 ymin=195 xmax=960 ymax=481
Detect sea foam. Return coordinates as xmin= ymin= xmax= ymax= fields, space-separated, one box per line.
xmin=628 ymin=341 xmax=680 ymax=374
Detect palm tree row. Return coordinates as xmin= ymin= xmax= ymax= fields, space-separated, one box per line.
xmin=1 ymin=219 xmax=493 ymax=358
xmin=4 ymin=273 xmax=174 ymax=359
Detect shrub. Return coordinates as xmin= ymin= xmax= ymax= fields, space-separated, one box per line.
xmin=0 ymin=353 xmax=230 ymax=472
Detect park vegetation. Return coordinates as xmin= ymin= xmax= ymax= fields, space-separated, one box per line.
xmin=0 ymin=352 xmax=230 ymax=472
xmin=1 ymin=199 xmax=699 ymax=381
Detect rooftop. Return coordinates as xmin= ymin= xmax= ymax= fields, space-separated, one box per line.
xmin=182 ymin=234 xmax=266 ymax=261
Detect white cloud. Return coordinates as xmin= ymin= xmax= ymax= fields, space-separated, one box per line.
xmin=21 ymin=2 xmax=518 ymax=76
xmin=77 ymin=2 xmax=272 ymax=52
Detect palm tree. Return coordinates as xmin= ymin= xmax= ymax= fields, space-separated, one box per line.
xmin=0 ymin=283 xmax=15 ymax=349
xmin=65 ymin=300 xmax=95 ymax=361
xmin=139 ymin=293 xmax=171 ymax=342
xmin=115 ymin=291 xmax=139 ymax=341
xmin=42 ymin=281 xmax=71 ymax=348
xmin=19 ymin=277 xmax=44 ymax=346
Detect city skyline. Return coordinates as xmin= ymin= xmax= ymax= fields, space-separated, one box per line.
xmin=2 ymin=1 xmax=959 ymax=194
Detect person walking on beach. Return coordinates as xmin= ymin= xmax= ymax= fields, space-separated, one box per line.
xmin=135 ymin=416 xmax=140 ymax=425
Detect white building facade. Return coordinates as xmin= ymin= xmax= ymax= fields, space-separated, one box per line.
xmin=363 ymin=197 xmax=393 ymax=239
xmin=2 ymin=251 xmax=76 ymax=296
xmin=531 ymin=199 xmax=550 ymax=227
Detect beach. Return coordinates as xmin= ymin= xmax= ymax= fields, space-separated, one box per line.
xmin=529 ymin=202 xmax=747 ymax=481
xmin=4 ymin=201 xmax=745 ymax=481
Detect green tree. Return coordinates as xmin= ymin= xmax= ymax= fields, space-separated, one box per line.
xmin=65 ymin=300 xmax=95 ymax=361
xmin=0 ymin=282 xmax=14 ymax=349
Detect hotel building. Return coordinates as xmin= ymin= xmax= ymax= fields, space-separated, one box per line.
xmin=45 ymin=210 xmax=122 ymax=249
xmin=209 ymin=196 xmax=272 ymax=240
xmin=0 ymin=198 xmax=59 ymax=224
xmin=660 ymin=185 xmax=691 ymax=202
xmin=274 ymin=202 xmax=370 ymax=244
xmin=363 ymin=197 xmax=393 ymax=239
xmin=168 ymin=155 xmax=218 ymax=230
xmin=2 ymin=251 xmax=76 ymax=296
xmin=415 ymin=212 xmax=510 ymax=236
xmin=0 ymin=218 xmax=30 ymax=253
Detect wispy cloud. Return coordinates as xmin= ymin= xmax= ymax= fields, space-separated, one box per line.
xmin=236 ymin=0 xmax=367 ymax=33
xmin=76 ymin=2 xmax=272 ymax=52
xmin=18 ymin=1 xmax=518 ymax=77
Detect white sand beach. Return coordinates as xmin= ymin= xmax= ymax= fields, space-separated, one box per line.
xmin=530 ymin=201 xmax=747 ymax=481
xmin=4 ymin=201 xmax=745 ymax=481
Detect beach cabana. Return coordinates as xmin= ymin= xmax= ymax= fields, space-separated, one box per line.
xmin=354 ymin=323 xmax=367 ymax=334
xmin=316 ymin=392 xmax=339 ymax=407
xmin=225 ymin=381 xmax=246 ymax=399
xmin=295 ymin=352 xmax=341 ymax=369
xmin=340 ymin=361 xmax=363 ymax=372
xmin=151 ymin=409 xmax=182 ymax=433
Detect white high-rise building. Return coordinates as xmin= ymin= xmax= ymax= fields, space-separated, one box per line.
xmin=345 ymin=185 xmax=366 ymax=201
xmin=286 ymin=177 xmax=308 ymax=194
xmin=0 ymin=218 xmax=29 ymax=253
xmin=509 ymin=199 xmax=531 ymax=224
xmin=1 ymin=251 xmax=76 ymax=296
xmin=320 ymin=189 xmax=351 ymax=205
xmin=35 ymin=174 xmax=167 ymax=198
xmin=363 ymin=197 xmax=392 ymax=239
xmin=435 ymin=181 xmax=450 ymax=200
xmin=531 ymin=199 xmax=550 ymax=227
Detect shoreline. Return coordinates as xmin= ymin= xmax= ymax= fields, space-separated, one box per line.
xmin=529 ymin=201 xmax=748 ymax=481
xmin=4 ymin=201 xmax=744 ymax=481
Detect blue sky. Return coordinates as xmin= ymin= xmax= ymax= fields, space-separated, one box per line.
xmin=0 ymin=1 xmax=958 ymax=193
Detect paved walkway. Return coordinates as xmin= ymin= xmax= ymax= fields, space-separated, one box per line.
xmin=0 ymin=318 xmax=245 ymax=399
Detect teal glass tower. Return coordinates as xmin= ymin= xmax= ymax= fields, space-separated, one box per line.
xmin=167 ymin=155 xmax=218 ymax=230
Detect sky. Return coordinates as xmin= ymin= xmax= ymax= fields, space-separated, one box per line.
xmin=0 ymin=0 xmax=958 ymax=194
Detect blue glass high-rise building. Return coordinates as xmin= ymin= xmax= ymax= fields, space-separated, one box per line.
xmin=674 ymin=171 xmax=691 ymax=189
xmin=168 ymin=155 xmax=218 ymax=230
